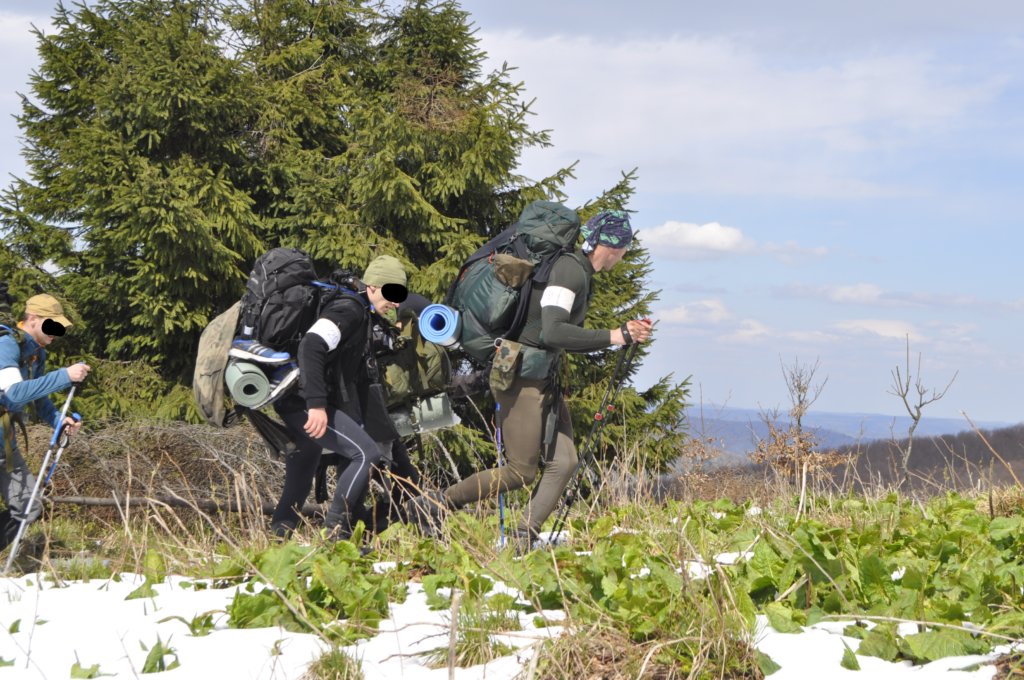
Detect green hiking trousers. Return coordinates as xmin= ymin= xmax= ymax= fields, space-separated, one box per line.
xmin=444 ymin=376 xmax=577 ymax=534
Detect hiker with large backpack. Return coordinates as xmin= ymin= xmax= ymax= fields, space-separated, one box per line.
xmin=406 ymin=208 xmax=653 ymax=551
xmin=0 ymin=292 xmax=89 ymax=551
xmin=270 ymin=255 xmax=409 ymax=540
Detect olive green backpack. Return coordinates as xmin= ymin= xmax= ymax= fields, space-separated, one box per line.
xmin=381 ymin=314 xmax=451 ymax=408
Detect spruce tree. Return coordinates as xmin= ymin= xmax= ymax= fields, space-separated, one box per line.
xmin=3 ymin=0 xmax=262 ymax=378
xmin=1 ymin=0 xmax=687 ymax=469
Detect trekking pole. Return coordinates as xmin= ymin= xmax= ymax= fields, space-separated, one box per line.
xmin=549 ymin=340 xmax=642 ymax=544
xmin=495 ymin=404 xmax=507 ymax=548
xmin=3 ymin=386 xmax=80 ymax=574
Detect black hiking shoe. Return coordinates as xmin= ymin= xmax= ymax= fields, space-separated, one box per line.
xmin=404 ymin=491 xmax=452 ymax=538
xmin=510 ymin=528 xmax=540 ymax=556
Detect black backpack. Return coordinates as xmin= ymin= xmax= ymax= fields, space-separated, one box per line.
xmin=445 ymin=200 xmax=581 ymax=364
xmin=239 ymin=247 xmax=340 ymax=352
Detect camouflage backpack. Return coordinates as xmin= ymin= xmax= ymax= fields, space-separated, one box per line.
xmin=380 ymin=313 xmax=451 ymax=408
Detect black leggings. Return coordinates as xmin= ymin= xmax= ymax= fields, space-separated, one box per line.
xmin=273 ymin=406 xmax=384 ymax=533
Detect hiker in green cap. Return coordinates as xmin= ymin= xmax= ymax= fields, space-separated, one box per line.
xmin=270 ymin=255 xmax=410 ymax=541
xmin=1 ymin=292 xmax=90 ymax=550
xmin=407 ymin=210 xmax=653 ymax=550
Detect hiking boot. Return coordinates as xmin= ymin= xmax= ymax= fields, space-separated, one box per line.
xmin=511 ymin=528 xmax=540 ymax=556
xmin=404 ymin=490 xmax=452 ymax=538
xmin=229 ymin=338 xmax=292 ymax=365
xmin=251 ymin=362 xmax=299 ymax=409
xmin=322 ymin=511 xmax=354 ymax=543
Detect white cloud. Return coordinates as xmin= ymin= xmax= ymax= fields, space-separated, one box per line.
xmin=720 ymin=319 xmax=774 ymax=344
xmin=642 ymin=221 xmax=753 ymax=259
xmin=761 ymin=241 xmax=830 ymax=264
xmin=644 ymin=220 xmax=826 ymax=263
xmin=778 ymin=283 xmax=1016 ymax=310
xmin=656 ymin=299 xmax=732 ymax=326
xmin=834 ymin=319 xmax=924 ymax=342
xmin=481 ymin=31 xmax=1005 ymax=199
xmin=830 ymin=283 xmax=884 ymax=304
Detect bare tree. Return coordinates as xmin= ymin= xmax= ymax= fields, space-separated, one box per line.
xmin=753 ymin=358 xmax=841 ymax=517
xmin=888 ymin=336 xmax=958 ymax=488
xmin=782 ymin=356 xmax=828 ymax=434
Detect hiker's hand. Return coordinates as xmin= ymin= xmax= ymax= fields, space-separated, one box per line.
xmin=62 ymin=415 xmax=82 ymax=436
xmin=611 ymin=319 xmax=653 ymax=346
xmin=66 ymin=362 xmax=91 ymax=383
xmin=304 ymin=408 xmax=328 ymax=439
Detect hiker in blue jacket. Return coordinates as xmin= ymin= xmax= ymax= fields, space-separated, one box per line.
xmin=0 ymin=294 xmax=89 ymax=549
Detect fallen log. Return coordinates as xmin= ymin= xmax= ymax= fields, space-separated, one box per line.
xmin=48 ymin=495 xmax=322 ymax=517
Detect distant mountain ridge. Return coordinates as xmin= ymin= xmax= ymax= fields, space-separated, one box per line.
xmin=683 ymin=405 xmax=1014 ymax=460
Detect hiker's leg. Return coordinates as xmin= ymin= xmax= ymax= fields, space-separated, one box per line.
xmin=314 ymin=407 xmax=384 ymax=533
xmin=387 ymin=438 xmax=420 ymax=510
xmin=272 ymin=409 xmax=323 ymax=535
xmin=444 ymin=378 xmax=547 ymax=506
xmin=519 ymin=397 xmax=577 ymax=535
xmin=0 ymin=443 xmax=43 ymax=539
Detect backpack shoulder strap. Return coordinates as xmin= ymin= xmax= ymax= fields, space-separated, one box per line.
xmin=0 ymin=324 xmax=23 ymax=344
xmin=444 ymin=225 xmax=520 ymax=305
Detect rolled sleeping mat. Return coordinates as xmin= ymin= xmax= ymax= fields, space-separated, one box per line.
xmin=224 ymin=360 xmax=271 ymax=408
xmin=419 ymin=303 xmax=461 ymax=348
xmin=389 ymin=394 xmax=462 ymax=438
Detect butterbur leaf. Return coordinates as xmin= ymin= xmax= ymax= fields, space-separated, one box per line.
xmin=143 ymin=550 xmax=166 ymax=583
xmin=126 ymin=578 xmax=158 ymax=600
xmin=765 ymin=602 xmax=803 ymax=634
xmin=731 ymin=586 xmax=758 ymax=628
xmin=422 ymin=574 xmax=452 ymax=609
xmin=903 ymin=630 xmax=988 ymax=663
xmin=748 ymin=575 xmax=778 ymax=603
xmin=256 ymin=543 xmax=309 ymax=588
xmin=858 ymin=626 xmax=899 ymax=661
xmin=841 ymin=642 xmax=861 ymax=670
xmin=756 ymin=650 xmax=781 ymax=676
xmin=989 ymin=516 xmax=1022 ymax=543
xmin=843 ymin=623 xmax=868 ymax=639
xmin=70 ymin=661 xmax=105 ymax=678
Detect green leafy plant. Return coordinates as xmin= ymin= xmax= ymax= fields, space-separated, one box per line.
xmin=158 ymin=611 xmax=218 ymax=637
xmin=140 ymin=635 xmax=179 ymax=673
xmin=125 ymin=577 xmax=158 ymax=600
xmin=226 ymin=536 xmax=407 ymax=644
xmin=306 ymin=647 xmax=365 ymax=680
xmin=70 ymin=661 xmax=112 ymax=678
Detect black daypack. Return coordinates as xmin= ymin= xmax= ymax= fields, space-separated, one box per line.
xmin=239 ymin=247 xmax=324 ymax=351
xmin=446 ymin=200 xmax=581 ymax=364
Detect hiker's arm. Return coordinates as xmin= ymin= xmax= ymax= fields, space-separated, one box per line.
xmin=1 ymin=367 xmax=72 ymax=415
xmin=539 ymin=304 xmax=610 ymax=351
xmin=538 ymin=261 xmax=610 ymax=352
xmin=297 ymin=326 xmax=332 ymax=409
xmin=297 ymin=302 xmax=364 ymax=409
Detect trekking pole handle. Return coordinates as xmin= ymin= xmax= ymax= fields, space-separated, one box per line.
xmin=48 ymin=385 xmax=78 ymax=447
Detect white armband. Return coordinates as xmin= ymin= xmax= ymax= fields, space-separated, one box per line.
xmin=540 ymin=286 xmax=576 ymax=313
xmin=307 ymin=319 xmax=342 ymax=351
xmin=0 ymin=366 xmax=23 ymax=392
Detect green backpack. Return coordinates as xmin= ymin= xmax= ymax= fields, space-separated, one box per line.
xmin=446 ymin=200 xmax=581 ymax=364
xmin=381 ymin=314 xmax=451 ymax=408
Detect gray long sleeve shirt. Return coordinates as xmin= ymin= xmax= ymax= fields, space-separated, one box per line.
xmin=518 ymin=251 xmax=611 ymax=353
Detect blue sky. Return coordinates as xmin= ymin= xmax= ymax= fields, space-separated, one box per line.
xmin=2 ymin=2 xmax=1022 ymax=422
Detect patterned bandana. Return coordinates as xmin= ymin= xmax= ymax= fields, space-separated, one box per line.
xmin=581 ymin=210 xmax=633 ymax=252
